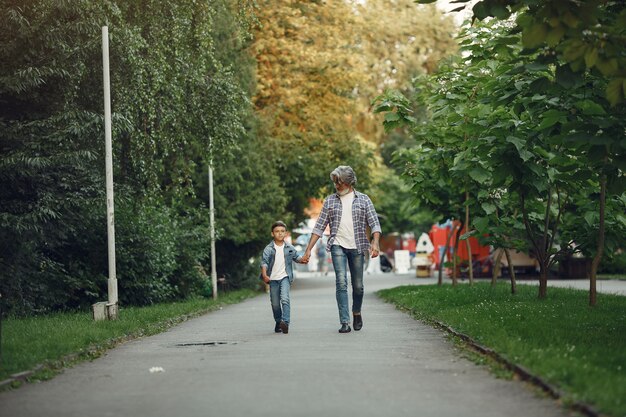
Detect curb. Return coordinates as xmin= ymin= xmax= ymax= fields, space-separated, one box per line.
xmin=0 ymin=365 xmax=44 ymax=389
xmin=431 ymin=320 xmax=604 ymax=417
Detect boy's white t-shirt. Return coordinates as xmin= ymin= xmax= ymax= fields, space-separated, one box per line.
xmin=270 ymin=242 xmax=288 ymax=281
xmin=335 ymin=191 xmax=357 ymax=249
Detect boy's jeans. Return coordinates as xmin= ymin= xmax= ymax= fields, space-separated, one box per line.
xmin=269 ymin=277 xmax=290 ymax=324
xmin=330 ymin=245 xmax=364 ymax=324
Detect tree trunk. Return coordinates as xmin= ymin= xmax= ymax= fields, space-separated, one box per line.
xmin=465 ymin=190 xmax=474 ymax=285
xmin=452 ymin=221 xmax=463 ymax=287
xmin=590 ymin=166 xmax=607 ymax=306
xmin=492 ymin=248 xmax=504 ymax=287
xmin=539 ymin=263 xmax=548 ymax=299
xmin=504 ymin=248 xmax=517 ymax=294
xmin=520 ymin=193 xmax=551 ymax=300
xmin=438 ymin=222 xmax=455 ymax=286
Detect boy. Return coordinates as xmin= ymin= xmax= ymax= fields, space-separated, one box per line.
xmin=260 ymin=221 xmax=304 ymax=334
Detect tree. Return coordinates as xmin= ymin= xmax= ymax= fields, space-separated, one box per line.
xmin=373 ymin=19 xmax=625 ymax=299
xmin=252 ymin=0 xmax=458 ymax=219
xmin=0 ymin=0 xmax=276 ymax=314
xmin=418 ymin=0 xmax=626 ymax=105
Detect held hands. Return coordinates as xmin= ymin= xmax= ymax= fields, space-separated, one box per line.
xmin=262 ymin=274 xmax=270 ymax=284
xmin=301 ymin=250 xmax=311 ymax=264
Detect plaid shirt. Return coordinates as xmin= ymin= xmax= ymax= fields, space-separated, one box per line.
xmin=312 ymin=190 xmax=382 ymax=254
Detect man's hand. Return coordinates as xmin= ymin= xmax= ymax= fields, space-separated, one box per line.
xmin=369 ymin=242 xmax=380 ymax=258
xmin=262 ymin=275 xmax=270 ymax=284
xmin=301 ymin=250 xmax=311 ymax=264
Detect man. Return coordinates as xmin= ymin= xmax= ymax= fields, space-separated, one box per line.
xmin=302 ymin=166 xmax=381 ymax=333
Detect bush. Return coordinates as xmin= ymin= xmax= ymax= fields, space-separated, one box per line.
xmin=598 ymin=250 xmax=626 ymax=275
xmin=169 ymin=207 xmax=212 ymax=299
xmin=115 ymin=200 xmax=178 ymax=306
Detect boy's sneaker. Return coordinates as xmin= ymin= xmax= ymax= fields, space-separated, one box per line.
xmin=279 ymin=321 xmax=289 ymax=334
xmin=274 ymin=323 xmax=282 ymax=333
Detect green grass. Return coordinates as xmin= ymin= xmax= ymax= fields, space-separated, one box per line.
xmin=378 ymin=283 xmax=626 ymax=417
xmin=0 ymin=289 xmax=258 ymax=385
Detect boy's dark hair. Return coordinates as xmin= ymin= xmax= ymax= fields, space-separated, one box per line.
xmin=271 ymin=220 xmax=287 ymax=231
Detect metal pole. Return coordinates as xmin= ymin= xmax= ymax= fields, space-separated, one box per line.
xmin=0 ymin=293 xmax=3 ymax=366
xmin=102 ymin=26 xmax=118 ymax=312
xmin=209 ymin=163 xmax=217 ymax=299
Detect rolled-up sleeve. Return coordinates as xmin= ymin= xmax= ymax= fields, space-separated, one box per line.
xmin=312 ymin=199 xmax=330 ymax=237
xmin=366 ymin=196 xmax=382 ymax=235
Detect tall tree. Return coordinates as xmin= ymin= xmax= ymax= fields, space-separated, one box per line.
xmin=252 ymin=0 xmax=457 ymax=220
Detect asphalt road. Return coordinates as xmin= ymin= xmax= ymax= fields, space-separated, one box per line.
xmin=0 ymin=271 xmax=590 ymax=417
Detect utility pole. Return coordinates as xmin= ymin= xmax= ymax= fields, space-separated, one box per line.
xmin=95 ymin=25 xmax=118 ymax=320
xmin=209 ymin=163 xmax=217 ymax=299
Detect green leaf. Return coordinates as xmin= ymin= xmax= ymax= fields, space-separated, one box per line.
xmin=469 ymin=167 xmax=491 ymax=183
xmin=473 ymin=216 xmax=490 ymax=232
xmin=546 ymin=25 xmax=565 ymax=47
xmin=606 ymin=78 xmax=624 ymax=106
xmin=584 ymin=47 xmax=599 ymax=68
xmin=460 ymin=230 xmax=479 ymax=240
xmin=529 ymin=77 xmax=551 ymax=93
xmin=537 ymin=109 xmax=566 ymax=130
xmin=506 ymin=136 xmax=525 ymax=151
xmin=384 ymin=112 xmax=400 ymax=122
xmin=472 ymin=1 xmax=489 ymax=20
xmin=489 ymin=4 xmax=510 ymax=19
xmin=522 ymin=23 xmax=548 ymax=49
xmin=574 ymin=100 xmax=606 ymax=116
xmin=584 ymin=211 xmax=596 ymax=227
xmin=596 ymin=58 xmax=618 ymax=77
xmin=525 ymin=63 xmax=549 ymax=72
xmin=481 ymin=202 xmax=496 ymax=215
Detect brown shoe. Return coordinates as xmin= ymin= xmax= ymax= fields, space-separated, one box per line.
xmin=353 ymin=314 xmax=363 ymax=331
xmin=279 ymin=321 xmax=289 ymax=334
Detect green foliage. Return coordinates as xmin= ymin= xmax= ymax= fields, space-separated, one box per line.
xmin=115 ymin=201 xmax=178 ymax=305
xmin=416 ymin=0 xmax=626 ymax=105
xmin=379 ymin=284 xmax=626 ymax=417
xmin=369 ymin=166 xmax=436 ymax=234
xmin=373 ymin=17 xmax=626 ymax=294
xmin=0 ymin=0 xmax=271 ymax=315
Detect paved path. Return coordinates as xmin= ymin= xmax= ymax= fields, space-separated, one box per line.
xmin=0 ymin=272 xmax=577 ymax=417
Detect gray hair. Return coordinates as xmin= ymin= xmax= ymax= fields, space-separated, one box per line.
xmin=330 ymin=165 xmax=357 ymax=187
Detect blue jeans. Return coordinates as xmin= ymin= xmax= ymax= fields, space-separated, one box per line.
xmin=269 ymin=277 xmax=291 ymax=324
xmin=330 ymin=245 xmax=364 ymax=324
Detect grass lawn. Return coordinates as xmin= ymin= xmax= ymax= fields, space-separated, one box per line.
xmin=0 ymin=289 xmax=258 ymax=385
xmin=378 ymin=283 xmax=626 ymax=417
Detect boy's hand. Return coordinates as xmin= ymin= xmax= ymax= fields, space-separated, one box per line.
xmin=301 ymin=250 xmax=311 ymax=264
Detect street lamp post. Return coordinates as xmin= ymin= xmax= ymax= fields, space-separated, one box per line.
xmin=102 ymin=26 xmax=118 ymax=319
xmin=208 ymin=163 xmax=217 ymax=300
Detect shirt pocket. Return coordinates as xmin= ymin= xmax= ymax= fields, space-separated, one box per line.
xmin=354 ymin=201 xmax=367 ymax=221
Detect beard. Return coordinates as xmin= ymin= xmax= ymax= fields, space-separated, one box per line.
xmin=337 ymin=187 xmax=351 ymax=196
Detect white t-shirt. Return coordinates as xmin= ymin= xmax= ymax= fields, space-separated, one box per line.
xmin=334 ymin=191 xmax=357 ymax=249
xmin=270 ymin=242 xmax=288 ymax=281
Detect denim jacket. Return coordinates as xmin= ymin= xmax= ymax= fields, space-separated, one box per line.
xmin=260 ymin=241 xmax=302 ymax=283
